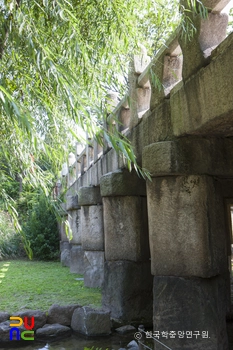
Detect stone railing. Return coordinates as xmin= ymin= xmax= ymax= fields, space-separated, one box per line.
xmin=59 ymin=0 xmax=230 ymax=191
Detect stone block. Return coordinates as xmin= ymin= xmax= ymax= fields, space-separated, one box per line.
xmin=81 ymin=205 xmax=104 ymax=251
xmin=103 ymin=196 xmax=150 ymax=262
xmin=102 ymin=260 xmax=153 ymax=324
xmin=71 ymin=306 xmax=111 ymax=336
xmin=142 ymin=100 xmax=172 ymax=147
xmin=68 ymin=209 xmax=82 ymax=244
xmin=153 ymin=275 xmax=228 ymax=350
xmin=78 ymin=186 xmax=102 ymax=206
xmin=83 ymin=251 xmax=104 ymax=288
xmin=66 ymin=195 xmax=80 ymax=211
xmin=147 ymin=175 xmax=226 ymax=277
xmin=171 ymin=32 xmax=233 ymax=137
xmin=47 ymin=304 xmax=81 ymax=326
xmin=61 ymin=249 xmax=71 ymax=267
xmin=70 ymin=245 xmax=85 ymax=274
xmin=60 ymin=241 xmax=72 ymax=252
xmin=58 ymin=219 xmax=68 ymax=242
xmin=100 ymin=170 xmax=146 ymax=197
xmin=142 ymin=138 xmax=233 ymax=177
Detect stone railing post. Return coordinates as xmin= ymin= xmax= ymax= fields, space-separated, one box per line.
xmin=179 ymin=0 xmax=229 ymax=81
xmin=129 ymin=47 xmax=151 ymax=129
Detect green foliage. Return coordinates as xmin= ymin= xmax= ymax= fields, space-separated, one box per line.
xmin=21 ymin=193 xmax=60 ymax=260
xmin=0 ymin=210 xmax=25 ymax=259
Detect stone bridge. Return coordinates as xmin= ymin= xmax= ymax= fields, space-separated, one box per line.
xmin=59 ymin=1 xmax=233 ymax=349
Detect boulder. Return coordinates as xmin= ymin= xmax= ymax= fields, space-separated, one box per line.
xmin=71 ymin=306 xmax=111 ymax=336
xmin=36 ymin=323 xmax=71 ymax=339
xmin=47 ymin=304 xmax=81 ymax=326
xmin=0 ymin=312 xmax=9 ymax=323
xmin=14 ymin=310 xmax=47 ymax=330
xmin=115 ymin=325 xmax=136 ymax=334
xmin=0 ymin=320 xmax=26 ymax=342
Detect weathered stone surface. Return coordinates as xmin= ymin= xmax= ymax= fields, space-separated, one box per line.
xmin=142 ymin=101 xmax=172 ymax=147
xmin=115 ymin=325 xmax=136 ymax=334
xmin=60 ymin=241 xmax=72 ymax=252
xmin=59 ymin=219 xmax=69 ymax=242
xmin=172 ymin=32 xmax=233 ymax=136
xmin=103 ymin=196 xmax=149 ymax=262
xmin=147 ymin=175 xmax=226 ymax=277
xmin=47 ymin=304 xmax=81 ymax=326
xmin=83 ymin=251 xmax=104 ymax=288
xmin=70 ymin=245 xmax=85 ymax=274
xmin=178 ymin=10 xmax=228 ymax=81
xmin=102 ymin=261 xmax=153 ymax=324
xmin=66 ymin=194 xmax=80 ymax=211
xmin=71 ymin=307 xmax=111 ymax=336
xmin=68 ymin=209 xmax=82 ymax=244
xmin=0 ymin=312 xmax=9 ymax=323
xmin=36 ymin=323 xmax=71 ymax=339
xmin=81 ymin=205 xmax=104 ymax=251
xmin=100 ymin=170 xmax=146 ymax=197
xmin=0 ymin=321 xmax=26 ymax=342
xmin=61 ymin=249 xmax=71 ymax=267
xmin=78 ymin=186 xmax=102 ymax=206
xmin=153 ymin=275 xmax=228 ymax=350
xmin=14 ymin=310 xmax=47 ymax=330
xmin=143 ymin=138 xmax=233 ymax=177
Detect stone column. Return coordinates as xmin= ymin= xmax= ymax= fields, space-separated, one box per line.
xmin=142 ymin=137 xmax=232 ymax=350
xmin=100 ymin=170 xmax=153 ymax=325
xmin=78 ymin=186 xmax=104 ymax=288
xmin=58 ymin=203 xmax=71 ymax=267
xmin=66 ymin=194 xmax=84 ymax=274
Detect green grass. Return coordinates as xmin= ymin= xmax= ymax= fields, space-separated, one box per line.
xmin=0 ymin=260 xmax=102 ymax=313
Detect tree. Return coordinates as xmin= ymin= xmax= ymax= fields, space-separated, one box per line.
xmin=0 ymin=1 xmax=209 ymax=244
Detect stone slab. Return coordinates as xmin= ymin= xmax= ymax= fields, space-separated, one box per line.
xmin=103 ymin=196 xmax=150 ymax=262
xmin=142 ymin=138 xmax=233 ymax=177
xmin=66 ymin=195 xmax=80 ymax=211
xmin=147 ymin=175 xmax=227 ymax=277
xmin=70 ymin=245 xmax=85 ymax=274
xmin=78 ymin=186 xmax=102 ymax=206
xmin=83 ymin=251 xmax=104 ymax=288
xmin=71 ymin=307 xmax=111 ymax=336
xmin=153 ymin=275 xmax=228 ymax=350
xmin=68 ymin=209 xmax=81 ymax=244
xmin=102 ymin=260 xmax=153 ymax=324
xmin=100 ymin=170 xmax=146 ymax=197
xmin=81 ymin=205 xmax=104 ymax=251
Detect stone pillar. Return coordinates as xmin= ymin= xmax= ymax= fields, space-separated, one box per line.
xmin=100 ymin=170 xmax=153 ymax=325
xmin=78 ymin=186 xmax=104 ymax=288
xmin=58 ymin=203 xmax=71 ymax=267
xmin=66 ymin=194 xmax=84 ymax=274
xmin=142 ymin=138 xmax=231 ymax=350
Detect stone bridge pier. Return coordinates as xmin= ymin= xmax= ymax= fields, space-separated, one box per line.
xmin=143 ymin=138 xmax=233 ymax=349
xmin=100 ymin=170 xmax=153 ymax=325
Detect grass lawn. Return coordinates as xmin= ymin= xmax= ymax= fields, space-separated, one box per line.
xmin=0 ymin=260 xmax=102 ymax=313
